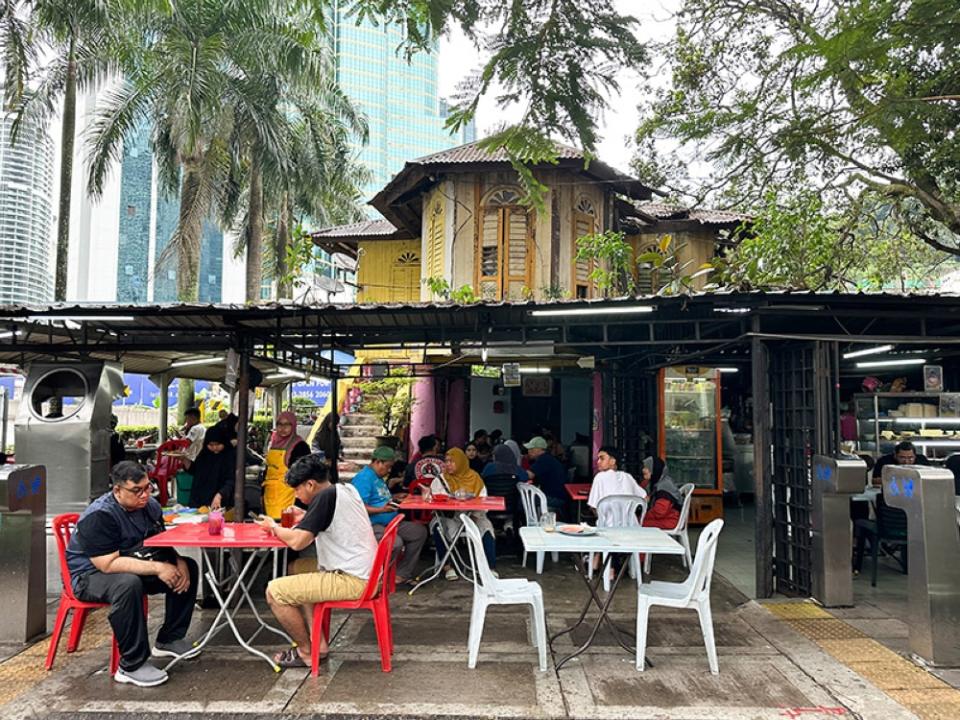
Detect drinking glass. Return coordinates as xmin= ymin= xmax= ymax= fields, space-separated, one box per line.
xmin=208 ymin=509 xmax=224 ymax=535
xmin=281 ymin=507 xmax=295 ymax=528
xmin=540 ymin=512 xmax=556 ymax=532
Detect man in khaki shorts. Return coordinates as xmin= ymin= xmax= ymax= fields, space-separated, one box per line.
xmin=255 ymin=454 xmax=377 ymax=668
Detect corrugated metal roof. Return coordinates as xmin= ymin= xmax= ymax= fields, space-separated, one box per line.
xmin=411 ymin=140 xmax=585 ymax=165
xmin=311 ymin=219 xmax=399 ymax=239
xmin=631 ymin=201 xmax=751 ymax=226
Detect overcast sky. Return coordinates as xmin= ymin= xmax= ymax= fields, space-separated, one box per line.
xmin=437 ymin=1 xmax=679 ymax=173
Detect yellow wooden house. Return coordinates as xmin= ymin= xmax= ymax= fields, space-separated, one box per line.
xmin=312 ymin=141 xmax=749 ymax=303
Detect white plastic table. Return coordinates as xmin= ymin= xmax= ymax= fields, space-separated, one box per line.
xmin=520 ymin=525 xmax=684 ymax=669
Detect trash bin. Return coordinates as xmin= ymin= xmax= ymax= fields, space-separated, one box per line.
xmin=175 ymin=470 xmax=193 ymax=506
xmin=0 ymin=464 xmax=47 ymax=643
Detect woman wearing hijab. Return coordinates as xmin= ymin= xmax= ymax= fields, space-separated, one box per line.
xmin=262 ymin=411 xmax=311 ymax=519
xmin=640 ymin=456 xmax=683 ymax=529
xmin=311 ymin=412 xmax=341 ymax=464
xmin=482 ymin=444 xmax=525 ymax=484
xmin=504 ymin=439 xmax=523 ymax=466
xmin=430 ymin=447 xmax=497 ymax=580
xmin=189 ymin=425 xmax=237 ymax=511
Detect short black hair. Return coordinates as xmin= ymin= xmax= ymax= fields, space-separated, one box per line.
xmin=285 ymin=454 xmax=330 ymax=488
xmin=184 ymin=407 xmax=201 ymax=420
xmin=111 ymin=461 xmax=148 ymax=487
xmin=895 ymin=441 xmax=917 ymax=454
xmin=598 ymin=445 xmax=621 ymax=464
xmin=473 ymin=429 xmax=487 ymax=439
xmin=418 ymin=434 xmax=439 ymax=453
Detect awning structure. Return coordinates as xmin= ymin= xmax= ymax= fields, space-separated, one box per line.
xmin=1 ymin=292 xmax=960 ymax=378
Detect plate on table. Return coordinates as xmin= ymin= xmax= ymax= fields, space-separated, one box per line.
xmin=558 ymin=524 xmax=598 ymax=536
xmin=432 ymin=494 xmax=450 ymax=503
xmin=453 ymin=492 xmax=476 ymax=501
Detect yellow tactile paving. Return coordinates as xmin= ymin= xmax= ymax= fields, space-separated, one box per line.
xmin=764 ymin=600 xmax=960 ymax=720
xmin=0 ymin=609 xmax=112 ymax=709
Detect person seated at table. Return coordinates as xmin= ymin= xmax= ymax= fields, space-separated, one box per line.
xmin=188 ymin=425 xmax=236 ymax=512
xmin=258 ymin=454 xmax=377 ymax=668
xmin=404 ymin=434 xmax=445 ymax=488
xmin=482 ymin=443 xmax=526 ymax=484
xmin=465 ymin=442 xmax=486 ymax=473
xmin=504 ymin=439 xmax=525 ymax=469
xmin=263 ymin=411 xmax=311 ymax=519
xmin=526 ymin=436 xmax=568 ymax=518
xmin=66 ymin=461 xmax=199 ymax=687
xmin=432 ymin=447 xmax=498 ymax=580
xmin=351 ymin=445 xmax=427 ymax=586
xmin=177 ymin=407 xmax=207 ymax=470
xmin=639 ymin=456 xmax=683 ymax=530
xmin=587 ymin=446 xmax=647 ymax=511
xmin=872 ymin=441 xmax=929 ymax=485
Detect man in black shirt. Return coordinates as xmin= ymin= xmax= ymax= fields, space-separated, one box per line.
xmin=66 ymin=461 xmax=199 ymax=687
xmin=872 ymin=441 xmax=929 ymax=484
xmin=403 ymin=434 xmax=445 ymax=488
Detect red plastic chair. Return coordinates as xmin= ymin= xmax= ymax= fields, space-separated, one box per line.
xmin=310 ymin=515 xmax=402 ymax=675
xmin=406 ymin=478 xmax=434 ymax=525
xmin=47 ymin=513 xmax=146 ymax=675
xmin=149 ymin=439 xmax=190 ymax=505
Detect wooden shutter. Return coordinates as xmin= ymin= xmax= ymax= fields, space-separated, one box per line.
xmin=572 ymin=211 xmax=596 ymax=298
xmin=477 ymin=206 xmax=501 ymax=299
xmin=503 ymin=207 xmax=532 ymax=300
xmin=425 ymin=201 xmax=445 ymax=279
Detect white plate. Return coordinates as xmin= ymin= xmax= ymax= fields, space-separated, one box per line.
xmin=557 ymin=525 xmax=598 ymax=536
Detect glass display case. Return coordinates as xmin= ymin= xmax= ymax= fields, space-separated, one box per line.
xmin=658 ymin=367 xmax=723 ymax=523
xmin=855 ymin=392 xmax=960 ymax=461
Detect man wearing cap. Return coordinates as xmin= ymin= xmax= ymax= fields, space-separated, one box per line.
xmin=350 ymin=446 xmax=427 ymax=585
xmin=526 ymin=435 xmax=569 ymax=518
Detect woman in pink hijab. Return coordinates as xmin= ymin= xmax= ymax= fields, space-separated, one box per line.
xmin=262 ymin=410 xmax=310 ymax=518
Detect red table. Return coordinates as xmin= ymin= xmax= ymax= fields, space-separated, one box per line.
xmin=145 ymin=523 xmax=290 ymax=671
xmin=565 ymin=483 xmax=593 ymax=521
xmin=397 ymin=495 xmax=505 ymax=593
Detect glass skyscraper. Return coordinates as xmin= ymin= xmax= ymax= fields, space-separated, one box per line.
xmin=0 ymin=114 xmax=55 ymax=304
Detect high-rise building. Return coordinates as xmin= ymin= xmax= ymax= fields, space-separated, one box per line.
xmin=0 ymin=114 xmax=55 ymax=304
xmin=329 ymin=10 xmax=477 ymax=203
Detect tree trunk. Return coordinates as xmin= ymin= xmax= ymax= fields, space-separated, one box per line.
xmin=176 ymin=380 xmax=195 ymax=425
xmin=55 ymin=38 xmax=78 ymax=301
xmin=275 ymin=192 xmax=290 ymax=299
xmin=174 ymin=164 xmax=205 ymax=302
xmin=245 ymin=157 xmax=264 ymax=301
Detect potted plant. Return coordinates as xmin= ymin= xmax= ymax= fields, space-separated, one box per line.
xmin=356 ymin=368 xmax=416 ymax=448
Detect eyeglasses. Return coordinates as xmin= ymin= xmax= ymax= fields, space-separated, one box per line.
xmin=118 ymin=484 xmax=152 ymax=498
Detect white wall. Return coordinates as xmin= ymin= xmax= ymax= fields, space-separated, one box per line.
xmin=469 ymin=377 xmax=511 ymax=441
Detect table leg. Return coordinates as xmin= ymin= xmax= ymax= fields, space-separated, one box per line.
xmin=409 ymin=520 xmax=471 ymax=595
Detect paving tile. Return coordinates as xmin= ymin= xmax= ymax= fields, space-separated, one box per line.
xmin=846 ymin=660 xmax=946 ymax=691
xmin=787 ymin=619 xmax=866 ymax=641
xmin=566 ymin=613 xmax=763 ymax=649
xmin=818 ymin=638 xmax=897 ymax=663
xmin=762 ymin=601 xmax=832 ymax=620
xmin=843 ymin=618 xmax=909 ymax=640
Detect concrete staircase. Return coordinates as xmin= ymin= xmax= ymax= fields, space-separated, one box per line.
xmin=337 ymin=412 xmax=382 ymax=482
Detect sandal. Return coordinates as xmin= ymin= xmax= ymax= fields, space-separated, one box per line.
xmin=274 ymin=647 xmax=308 ymax=668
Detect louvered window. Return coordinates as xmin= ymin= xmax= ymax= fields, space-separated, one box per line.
xmin=425 ymin=200 xmax=444 ymax=279
xmin=476 ymin=188 xmax=532 ymax=300
xmin=572 ymin=196 xmax=597 ymax=298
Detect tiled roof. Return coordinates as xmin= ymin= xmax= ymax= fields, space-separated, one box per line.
xmin=411 ymin=140 xmax=585 ymax=165
xmin=311 ymin=219 xmax=398 ymax=238
xmin=633 ymin=201 xmax=751 ymax=226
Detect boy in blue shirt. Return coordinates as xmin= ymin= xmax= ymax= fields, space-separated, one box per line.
xmin=351 ymin=446 xmax=427 ymax=584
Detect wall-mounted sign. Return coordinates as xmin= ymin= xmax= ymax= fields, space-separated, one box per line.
xmin=522 ymin=376 xmax=553 ymax=397
xmin=924 ymin=365 xmax=944 ymax=392
xmin=502 ymin=363 xmax=521 ymax=387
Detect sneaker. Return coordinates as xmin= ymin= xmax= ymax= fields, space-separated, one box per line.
xmin=489 ymin=570 xmax=499 ymax=579
xmin=152 ymin=638 xmax=202 ymax=659
xmin=444 ymin=568 xmax=458 ymax=581
xmin=115 ymin=663 xmax=168 ymax=687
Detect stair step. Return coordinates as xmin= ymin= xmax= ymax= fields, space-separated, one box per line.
xmin=342 ymin=438 xmax=379 ymax=450
xmin=343 ymin=413 xmax=378 ymax=425
xmin=340 ymin=425 xmax=382 ymax=437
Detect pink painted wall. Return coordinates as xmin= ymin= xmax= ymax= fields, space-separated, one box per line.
xmin=408 ymin=374 xmax=436 ymax=451
xmin=446 ymin=377 xmax=468 ymax=449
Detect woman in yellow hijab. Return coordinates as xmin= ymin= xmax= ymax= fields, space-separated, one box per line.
xmin=430 ymin=447 xmax=497 ymax=580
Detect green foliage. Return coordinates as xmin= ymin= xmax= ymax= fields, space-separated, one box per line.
xmin=636 ymin=234 xmax=711 ymax=296
xmin=539 ymin=284 xmax=568 ymax=301
xmin=712 ymin=190 xmax=951 ymax=291
xmin=575 ymin=231 xmax=635 ymax=297
xmin=421 ymin=276 xmax=478 ymax=303
xmin=449 ymin=284 xmax=479 ymax=303
xmin=635 ymin=0 xmax=960 ymax=255
xmin=357 ymin=368 xmax=417 ymax=436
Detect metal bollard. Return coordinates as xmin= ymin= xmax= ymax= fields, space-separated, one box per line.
xmin=0 ymin=464 xmax=47 ymax=643
xmin=883 ymin=464 xmax=960 ymax=666
xmin=812 ymin=455 xmax=865 ymax=607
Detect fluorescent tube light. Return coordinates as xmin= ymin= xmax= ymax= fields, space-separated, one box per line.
xmin=843 ymin=344 xmax=893 ymax=359
xmin=266 ymin=373 xmax=298 ymax=381
xmin=530 ymin=305 xmax=654 ymax=317
xmin=519 ymin=367 xmax=551 ymax=374
xmin=714 ymin=307 xmax=750 ymax=314
xmin=170 ymin=357 xmax=223 ymax=368
xmin=895 ymin=417 xmax=960 ymax=426
xmin=717 ymin=367 xmax=739 ymax=373
xmin=0 ymin=331 xmax=20 ymax=339
xmin=26 ymin=315 xmax=136 ymax=322
xmin=855 ymin=358 xmax=926 ymax=369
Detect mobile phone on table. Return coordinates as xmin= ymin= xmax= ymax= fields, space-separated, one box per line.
xmin=248 ymin=511 xmax=262 ymax=521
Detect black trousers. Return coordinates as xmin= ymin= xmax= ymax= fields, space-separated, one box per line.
xmin=75 ymin=557 xmax=198 ymax=671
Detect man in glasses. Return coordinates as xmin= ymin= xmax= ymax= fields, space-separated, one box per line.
xmin=65 ymin=461 xmax=199 ymax=687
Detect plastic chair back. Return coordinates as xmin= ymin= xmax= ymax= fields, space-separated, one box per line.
xmin=596 ymin=494 xmax=647 ymax=529
xmin=517 ymin=483 xmax=548 ymax=527
xmin=406 ymin=478 xmax=434 ymax=524
xmin=876 ymin=493 xmax=908 ymax=539
xmin=685 ymin=518 xmax=724 ymax=603
xmin=52 ymin=513 xmax=81 ymax=600
xmin=673 ymin=483 xmax=696 ymax=533
xmin=358 ymin=514 xmax=403 ymax=602
xmin=460 ymin=513 xmax=498 ymax=590
xmin=483 ymin=473 xmax=521 ymax=514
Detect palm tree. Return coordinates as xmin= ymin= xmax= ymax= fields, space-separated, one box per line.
xmin=7 ymin=0 xmax=126 ymax=300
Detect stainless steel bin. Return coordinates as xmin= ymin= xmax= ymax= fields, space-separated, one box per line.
xmin=0 ymin=464 xmax=47 ymax=643
xmin=883 ymin=464 xmax=960 ymax=666
xmin=811 ymin=455 xmax=865 ymax=607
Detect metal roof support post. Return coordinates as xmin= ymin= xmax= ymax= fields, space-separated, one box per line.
xmin=157 ymin=373 xmax=170 ymax=445
xmin=234 ymin=350 xmax=250 ymax=518
xmin=330 ymin=368 xmax=339 ymax=484
xmin=751 ymin=333 xmax=773 ymax=598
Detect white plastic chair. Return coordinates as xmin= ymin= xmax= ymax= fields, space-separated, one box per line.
xmin=588 ymin=495 xmax=647 ymax=592
xmin=636 ymin=518 xmax=724 ymax=673
xmin=460 ymin=514 xmax=548 ymax=671
xmin=517 ymin=483 xmax=558 ymax=573
xmin=644 ymin=482 xmax=695 ymax=573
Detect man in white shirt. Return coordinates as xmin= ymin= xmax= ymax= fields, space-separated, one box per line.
xmin=256 ymin=454 xmax=377 ymax=668
xmin=587 ymin=446 xmax=646 ymax=510
xmin=180 ymin=408 xmax=207 ymax=469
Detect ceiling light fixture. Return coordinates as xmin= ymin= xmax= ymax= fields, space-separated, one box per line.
xmin=519 ymin=367 xmax=551 ymax=374
xmin=843 ymin=344 xmax=894 ymax=359
xmin=717 ymin=367 xmax=739 ymax=373
xmin=530 ymin=305 xmax=654 ymax=317
xmin=170 ymin=357 xmax=223 ymax=368
xmin=856 ymin=358 xmax=926 ymax=369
